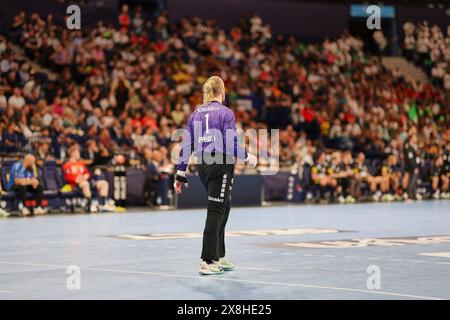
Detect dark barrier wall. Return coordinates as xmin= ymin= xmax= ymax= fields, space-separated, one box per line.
xmin=1 ymin=166 xmax=287 ymax=210
xmin=264 ymin=172 xmax=290 ymax=201
xmin=167 ymin=0 xmax=349 ymax=41
xmin=0 ymin=0 xmax=119 ymax=30
xmin=176 ymin=175 xmax=264 ymax=209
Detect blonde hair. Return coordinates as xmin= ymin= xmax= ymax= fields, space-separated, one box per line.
xmin=202 ymin=76 xmax=225 ymax=103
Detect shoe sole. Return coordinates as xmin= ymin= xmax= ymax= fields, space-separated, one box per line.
xmin=221 ymin=267 xmax=235 ymax=271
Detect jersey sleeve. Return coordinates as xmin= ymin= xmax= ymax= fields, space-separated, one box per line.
xmin=222 ymin=110 xmax=248 ymax=161
xmin=176 ymin=115 xmax=194 ymax=172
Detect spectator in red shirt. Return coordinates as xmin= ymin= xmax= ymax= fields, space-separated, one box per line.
xmin=62 ymin=145 xmax=113 ymax=212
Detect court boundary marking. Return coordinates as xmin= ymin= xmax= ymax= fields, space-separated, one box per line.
xmin=0 ymin=261 xmax=444 ymax=300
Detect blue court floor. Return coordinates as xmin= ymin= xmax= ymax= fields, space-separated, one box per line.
xmin=0 ymin=200 xmax=449 ymax=300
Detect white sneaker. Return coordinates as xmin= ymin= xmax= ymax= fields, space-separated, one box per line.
xmin=346 ymin=195 xmax=356 ymax=204
xmin=338 ymin=195 xmax=346 ymax=204
xmin=34 ymin=207 xmax=47 ymax=215
xmin=216 ymin=257 xmax=235 ymax=271
xmin=0 ymin=208 xmax=9 ymax=218
xmin=100 ymin=203 xmax=116 ymax=212
xmin=433 ymin=191 xmax=441 ymax=199
xmin=442 ymin=192 xmax=450 ymax=199
xmin=21 ymin=207 xmax=31 ymax=216
xmin=89 ymin=203 xmax=99 ymax=213
xmin=372 ymin=191 xmax=382 ymax=202
xmin=402 ymin=192 xmax=409 ymax=201
xmin=415 ymin=194 xmax=423 ymax=201
xmin=199 ymin=261 xmax=224 ymax=275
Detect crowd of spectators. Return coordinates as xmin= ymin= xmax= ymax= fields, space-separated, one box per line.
xmin=0 ymin=6 xmax=449 ymax=213
xmin=403 ymin=21 xmax=450 ymax=89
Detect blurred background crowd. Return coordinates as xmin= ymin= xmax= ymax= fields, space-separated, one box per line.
xmin=0 ymin=3 xmax=449 ymax=211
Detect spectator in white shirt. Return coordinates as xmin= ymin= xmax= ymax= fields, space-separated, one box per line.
xmin=8 ymin=87 xmax=26 ymax=109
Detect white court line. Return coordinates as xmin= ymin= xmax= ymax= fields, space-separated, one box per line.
xmin=343 ymin=269 xmax=361 ymax=272
xmin=281 ymin=252 xmax=293 ymax=255
xmin=239 ymin=266 xmax=280 ymax=272
xmin=344 ymin=256 xmax=357 ymax=259
xmin=0 ymin=290 xmax=13 ymax=294
xmin=0 ymin=261 xmax=444 ymax=300
xmin=0 ymin=253 xmax=27 ymax=257
xmin=419 ymin=252 xmax=450 ymax=258
xmin=303 ymin=253 xmax=314 ymax=257
xmin=323 ymin=255 xmax=335 ymax=258
xmin=367 ymin=258 xmax=379 ymax=260
xmin=411 ymin=260 xmax=426 ymax=263
xmin=388 ymin=259 xmax=402 ymax=262
xmin=261 ymin=251 xmax=273 ymax=254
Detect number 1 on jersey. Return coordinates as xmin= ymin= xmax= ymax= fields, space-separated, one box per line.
xmin=205 ymin=113 xmax=209 ymax=133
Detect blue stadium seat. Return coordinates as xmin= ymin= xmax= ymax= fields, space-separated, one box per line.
xmin=1 ymin=162 xmax=17 ymax=210
xmin=41 ymin=164 xmax=62 ymax=210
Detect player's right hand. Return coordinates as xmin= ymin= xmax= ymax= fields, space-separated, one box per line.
xmin=246 ymin=153 xmax=258 ymax=168
xmin=174 ymin=171 xmax=188 ymax=194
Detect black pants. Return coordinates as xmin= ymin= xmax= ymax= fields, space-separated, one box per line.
xmin=13 ymin=184 xmax=43 ymax=207
xmin=197 ymin=161 xmax=235 ymax=262
xmin=405 ymin=171 xmax=418 ymax=198
xmin=338 ymin=178 xmax=350 ymax=197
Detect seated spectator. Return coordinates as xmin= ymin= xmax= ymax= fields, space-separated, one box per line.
xmin=36 ymin=139 xmax=54 ymax=166
xmin=7 ymin=154 xmax=47 ymax=216
xmin=430 ymin=155 xmax=449 ymax=199
xmin=62 ymin=145 xmax=114 ymax=212
xmin=2 ymin=122 xmax=25 ymax=153
xmin=311 ymin=151 xmax=337 ymax=202
xmin=81 ymin=139 xmax=99 ymax=166
xmin=142 ymin=147 xmax=165 ymax=207
xmin=329 ymin=151 xmax=355 ymax=204
xmin=382 ymin=154 xmax=403 ymax=201
xmin=351 ymin=152 xmax=374 ymax=201
xmin=369 ymin=161 xmax=391 ymax=203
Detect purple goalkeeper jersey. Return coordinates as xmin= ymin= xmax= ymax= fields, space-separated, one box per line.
xmin=176 ymin=101 xmax=248 ymax=172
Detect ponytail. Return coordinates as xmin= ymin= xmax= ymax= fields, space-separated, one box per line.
xmin=202 ymin=76 xmax=225 ymax=103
